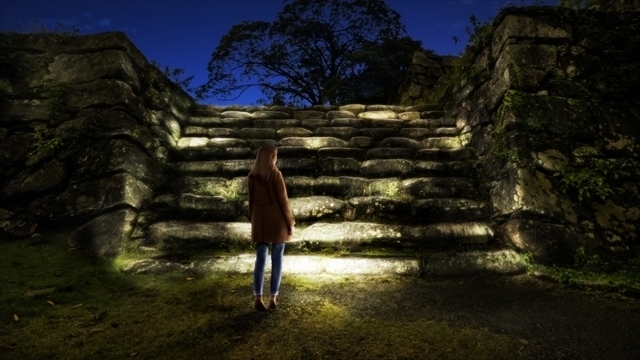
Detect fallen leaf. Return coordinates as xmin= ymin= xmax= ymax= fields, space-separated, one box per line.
xmin=71 ymin=304 xmax=84 ymax=309
xmin=67 ymin=247 xmax=76 ymax=251
xmin=13 ymin=314 xmax=19 ymax=322
xmin=186 ymin=277 xmax=195 ymax=281
xmin=46 ymin=300 xmax=55 ymax=306
xmin=129 ymin=352 xmax=139 ymax=357
xmin=89 ymin=328 xmax=104 ymax=335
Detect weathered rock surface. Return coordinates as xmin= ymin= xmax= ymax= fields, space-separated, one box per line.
xmin=71 ymin=208 xmax=137 ymax=257
xmin=290 ymin=196 xmax=345 ymax=220
xmin=425 ymin=250 xmax=526 ymax=276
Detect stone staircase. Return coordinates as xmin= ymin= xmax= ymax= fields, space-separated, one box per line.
xmin=124 ymin=104 xmax=526 ymax=276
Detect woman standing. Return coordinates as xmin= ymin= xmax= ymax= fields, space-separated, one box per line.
xmin=247 ymin=144 xmax=295 ymax=311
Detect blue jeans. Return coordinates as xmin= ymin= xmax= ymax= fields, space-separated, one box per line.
xmin=253 ymin=242 xmax=285 ymax=296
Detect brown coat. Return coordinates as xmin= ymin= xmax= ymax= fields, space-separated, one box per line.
xmin=248 ymin=168 xmax=295 ymax=243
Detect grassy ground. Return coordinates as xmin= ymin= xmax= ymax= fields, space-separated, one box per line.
xmin=1 ymin=231 xmax=639 ymax=360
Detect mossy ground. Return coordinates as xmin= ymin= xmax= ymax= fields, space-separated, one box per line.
xmin=1 ymin=231 xmax=520 ymax=359
xmin=2 ymin=231 xmax=639 ymax=359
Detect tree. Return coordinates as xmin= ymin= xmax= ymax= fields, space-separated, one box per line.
xmin=202 ymin=0 xmax=419 ymax=106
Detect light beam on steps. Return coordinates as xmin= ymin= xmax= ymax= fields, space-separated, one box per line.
xmin=120 ymin=255 xmax=419 ymax=275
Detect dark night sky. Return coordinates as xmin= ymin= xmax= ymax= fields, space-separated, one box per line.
xmin=1 ymin=0 xmax=555 ymax=105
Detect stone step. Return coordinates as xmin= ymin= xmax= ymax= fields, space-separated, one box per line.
xmin=415 ymin=148 xmax=475 ymax=161
xmin=145 ymin=220 xmax=495 ymax=251
xmin=120 ymin=249 xmax=526 ymax=277
xmin=148 ymin=194 xmax=489 ymax=224
xmin=174 ymin=136 xmax=465 ymax=158
xmin=399 ymin=127 xmax=460 ymax=139
xmin=172 ymin=158 xmax=475 ymax=178
xmin=172 ymin=176 xmax=477 ymax=200
xmin=121 ymin=254 xmax=421 ymax=276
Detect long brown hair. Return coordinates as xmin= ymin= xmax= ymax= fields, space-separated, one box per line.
xmin=249 ymin=144 xmax=277 ymax=182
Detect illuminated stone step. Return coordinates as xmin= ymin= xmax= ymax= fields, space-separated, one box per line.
xmin=173 ymin=176 xmax=477 ymax=200
xmin=121 ymin=254 xmax=421 ymax=276
xmin=422 ymin=136 xmax=465 ymax=150
xmin=278 ymin=127 xmax=314 ymax=138
xmin=121 ymin=249 xmax=526 ymax=276
xmin=177 ymin=137 xmax=247 ymax=150
xmin=154 ymin=192 xmax=488 ymax=224
xmin=279 ymin=136 xmax=349 ymax=149
xmin=146 ymin=220 xmax=494 ymax=251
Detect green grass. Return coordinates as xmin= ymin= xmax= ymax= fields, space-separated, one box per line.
xmin=1 ymin=231 xmax=525 ymax=360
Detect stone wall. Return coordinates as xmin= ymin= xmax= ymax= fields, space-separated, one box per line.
xmin=0 ymin=32 xmax=195 ymax=256
xmin=444 ymin=6 xmax=640 ymax=263
xmin=397 ymin=51 xmax=457 ymax=106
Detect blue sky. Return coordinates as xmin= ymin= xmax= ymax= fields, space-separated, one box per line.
xmin=1 ymin=0 xmax=556 ymax=105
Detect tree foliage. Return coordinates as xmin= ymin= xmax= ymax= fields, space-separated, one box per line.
xmin=203 ymin=0 xmax=421 ymax=105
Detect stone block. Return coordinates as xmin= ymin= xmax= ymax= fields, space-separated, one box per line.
xmin=358 ymin=110 xmax=399 ymax=120
xmin=315 ymin=176 xmax=371 ymax=197
xmin=491 ymin=164 xmax=577 ymax=223
xmin=290 ymin=196 xmax=345 ymax=220
xmin=275 ymin=146 xmax=316 ymax=158
xmin=412 ymin=199 xmax=490 ymax=223
xmin=492 ymin=14 xmax=572 ymax=59
xmin=425 ymin=250 xmax=526 ymax=276
xmin=279 ymin=137 xmax=349 ymax=150
xmin=2 ymin=99 xmax=51 ymax=122
xmin=66 ymin=79 xmax=146 ymax=119
xmin=366 ymin=148 xmax=414 ymax=160
xmin=277 ymin=158 xmax=317 ymax=176
xmin=28 ymin=173 xmax=152 ymax=221
xmin=238 ymin=128 xmax=277 ymax=139
xmin=359 ymin=128 xmax=397 ymax=140
xmin=148 ymin=221 xmax=251 ymax=250
xmin=301 ymin=119 xmax=329 ymax=130
xmin=326 ymin=110 xmax=356 ymax=120
xmin=379 ymin=137 xmax=423 ymax=150
xmin=277 ymin=127 xmax=313 ymax=138
xmin=366 ymin=105 xmax=403 ymax=112
xmin=315 ymin=127 xmax=360 ymax=139
xmin=361 ymin=159 xmax=413 ymax=177
xmin=4 ymin=160 xmax=67 ymax=197
xmin=221 ymin=111 xmax=252 ymax=119
xmin=501 ymin=219 xmax=580 ymax=265
xmin=318 ymin=148 xmax=366 ymax=160
xmin=69 ymin=139 xmax=163 ymax=188
xmin=71 ymin=208 xmax=137 ymax=258
xmin=349 ymin=136 xmax=373 ymax=149
xmin=250 ymin=111 xmax=290 ymax=119
xmin=339 ymin=104 xmax=366 ymax=115
xmin=253 ymin=119 xmax=300 ymax=130
xmin=319 ymin=158 xmax=361 ymax=175
xmin=178 ymin=194 xmax=239 ymax=220
xmin=348 ymin=196 xmax=410 ymax=220
xmin=293 ymin=110 xmax=325 ymax=120
xmin=403 ymin=177 xmax=475 ymax=199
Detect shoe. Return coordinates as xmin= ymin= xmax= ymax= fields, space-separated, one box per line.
xmin=254 ymin=299 xmax=267 ymax=311
xmin=269 ymin=299 xmax=277 ymax=309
